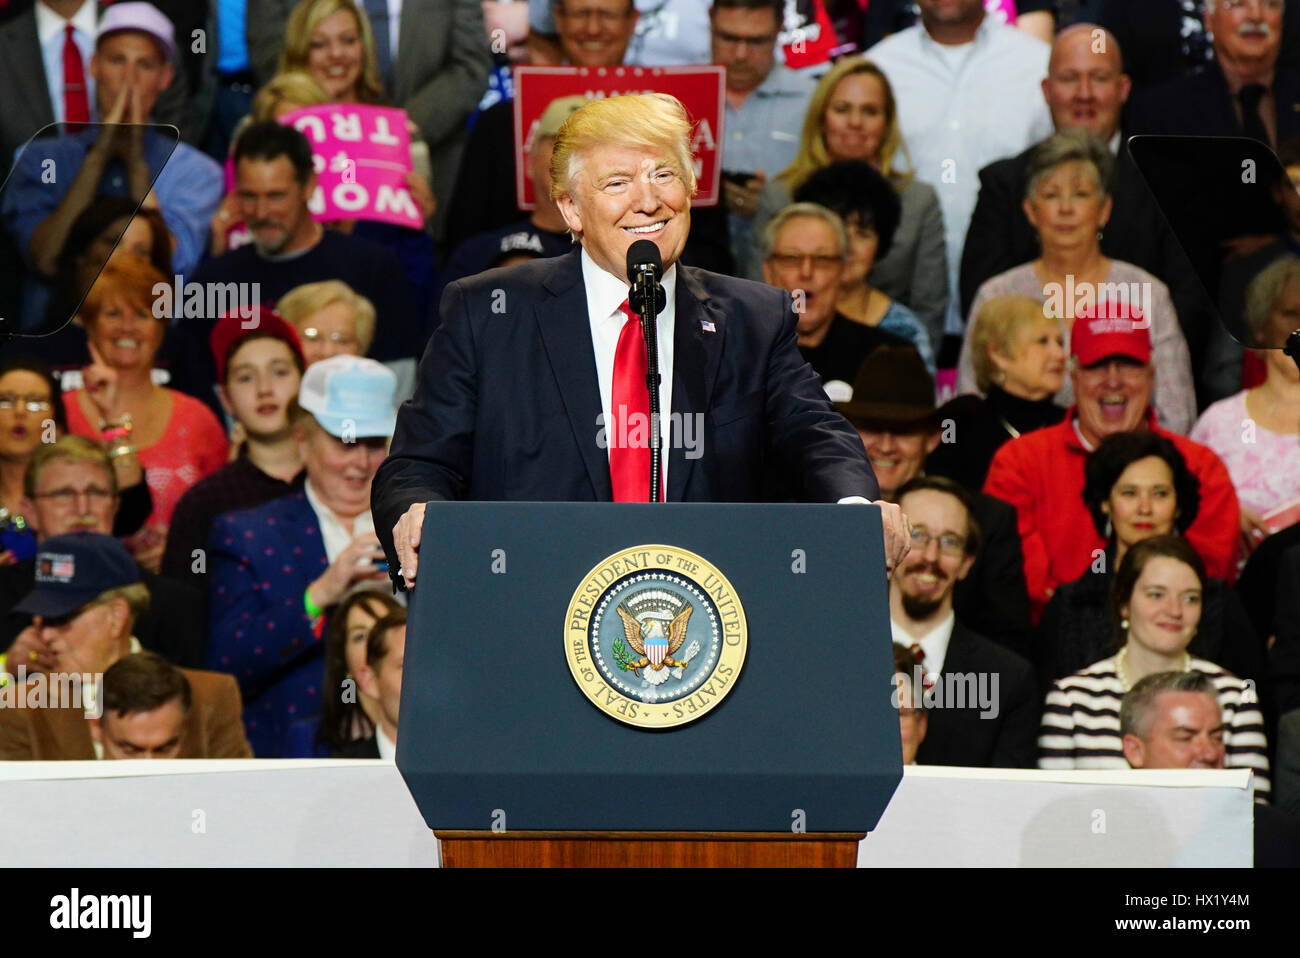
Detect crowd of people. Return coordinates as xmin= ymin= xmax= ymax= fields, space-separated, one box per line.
xmin=0 ymin=0 xmax=1299 ymax=858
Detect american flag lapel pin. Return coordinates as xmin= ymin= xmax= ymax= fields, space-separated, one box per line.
xmin=700 ymin=319 xmax=716 ymax=333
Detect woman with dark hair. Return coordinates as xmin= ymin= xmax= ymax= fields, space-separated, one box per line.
xmin=319 ymin=588 xmax=403 ymax=753
xmin=1035 ymin=432 xmax=1263 ymax=694
xmin=1038 ymin=535 xmax=1270 ymax=799
xmin=793 ymin=161 xmax=933 ymax=372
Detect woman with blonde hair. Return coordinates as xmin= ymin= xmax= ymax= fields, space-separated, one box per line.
xmin=928 ymin=294 xmax=1066 ymax=491
xmin=278 ymin=0 xmax=386 ymax=105
xmin=276 ymin=280 xmax=377 ymax=366
xmin=744 ymin=56 xmax=947 ymax=351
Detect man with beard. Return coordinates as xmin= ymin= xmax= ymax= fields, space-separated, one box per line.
xmin=166 ymin=122 xmax=419 ymax=415
xmin=889 ymin=475 xmax=1039 ymax=768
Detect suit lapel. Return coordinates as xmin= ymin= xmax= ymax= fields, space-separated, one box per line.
xmin=668 ymin=268 xmax=724 ymax=501
xmin=535 ymin=251 xmax=612 ymax=500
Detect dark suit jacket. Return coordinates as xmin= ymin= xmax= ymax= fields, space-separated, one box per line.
xmin=372 ymin=249 xmax=878 ymax=582
xmin=1 ymin=561 xmax=207 ymax=669
xmin=952 ymin=492 xmax=1032 ymax=659
xmin=333 ymin=734 xmax=381 ymax=759
xmin=207 ymin=489 xmax=331 ymax=759
xmin=0 ymin=665 xmax=252 ymax=759
xmin=1129 ymin=60 xmax=1300 ymax=146
xmin=913 ymin=620 xmax=1039 ymax=770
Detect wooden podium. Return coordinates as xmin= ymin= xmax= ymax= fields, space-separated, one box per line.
xmin=399 ymin=503 xmax=902 ymax=864
xmin=435 ymin=831 xmax=865 ymax=867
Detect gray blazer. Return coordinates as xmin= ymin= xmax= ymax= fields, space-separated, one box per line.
xmin=0 ymin=6 xmax=194 ymax=169
xmin=246 ymin=0 xmax=492 ymax=240
xmin=744 ymin=174 xmax=949 ymax=355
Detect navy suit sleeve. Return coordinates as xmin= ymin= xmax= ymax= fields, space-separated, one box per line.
xmin=371 ymin=280 xmax=478 ymax=576
xmin=761 ymin=290 xmax=879 ymax=502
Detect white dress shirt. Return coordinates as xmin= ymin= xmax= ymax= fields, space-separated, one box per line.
xmin=376 ymin=724 xmax=397 ymax=761
xmin=386 ymin=0 xmax=403 ymax=62
xmin=581 ymin=247 xmax=676 ymax=494
xmin=891 ymin=611 xmax=956 ymax=682
xmin=868 ymin=16 xmax=1053 ymax=334
xmin=304 ymin=479 xmax=376 ymax=562
xmin=35 ymin=0 xmax=97 ymax=125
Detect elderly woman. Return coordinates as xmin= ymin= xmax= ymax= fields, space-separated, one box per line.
xmin=63 ymin=255 xmax=229 ymax=570
xmin=958 ymin=131 xmax=1196 ymax=435
xmin=1036 ymin=432 xmax=1263 ymax=694
xmin=927 ymin=295 xmax=1066 ymax=491
xmin=1038 ymin=535 xmax=1270 ymax=799
xmin=1191 ymin=256 xmax=1300 ymax=556
xmin=792 ymin=161 xmax=934 ymax=372
xmin=744 ymin=57 xmax=947 ymax=352
xmin=275 ymin=280 xmax=377 ymax=366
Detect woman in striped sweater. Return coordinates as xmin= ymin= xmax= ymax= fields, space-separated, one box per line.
xmin=1038 ymin=535 xmax=1270 ymax=799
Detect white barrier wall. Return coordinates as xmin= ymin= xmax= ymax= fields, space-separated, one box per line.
xmin=0 ymin=761 xmax=1252 ymax=867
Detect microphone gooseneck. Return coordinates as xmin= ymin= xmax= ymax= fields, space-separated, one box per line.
xmin=626 ymin=241 xmax=666 ymax=503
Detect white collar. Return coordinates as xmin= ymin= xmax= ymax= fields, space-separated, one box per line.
xmin=376 ymin=724 xmax=397 ymax=762
xmin=918 ymin=12 xmax=991 ymax=54
xmin=35 ymin=0 xmax=97 ymax=45
xmin=890 ymin=611 xmax=956 ymax=677
xmin=303 ymin=478 xmax=373 ymax=536
xmin=579 ymin=247 xmax=678 ymax=322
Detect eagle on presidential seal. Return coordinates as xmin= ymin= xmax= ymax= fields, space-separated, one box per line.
xmin=613 ymin=588 xmax=699 ymax=686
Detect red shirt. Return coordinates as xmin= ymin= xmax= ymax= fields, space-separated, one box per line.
xmin=983 ymin=407 xmax=1240 ymax=622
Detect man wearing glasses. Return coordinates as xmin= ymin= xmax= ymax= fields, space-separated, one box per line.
xmin=888 ymin=475 xmax=1038 ymax=769
xmin=0 ymin=436 xmax=206 ymax=669
xmin=712 ymin=0 xmax=816 ymax=268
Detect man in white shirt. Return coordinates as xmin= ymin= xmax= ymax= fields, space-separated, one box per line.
xmin=888 ymin=474 xmax=1038 ymax=767
xmin=867 ymin=0 xmax=1052 ymax=335
xmin=376 ymin=93 xmax=913 ymax=592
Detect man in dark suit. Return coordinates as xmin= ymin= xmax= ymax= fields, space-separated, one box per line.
xmin=0 ymin=435 xmax=206 ymax=668
xmin=836 ymin=347 xmax=1033 ymax=657
xmin=0 ymin=533 xmax=252 ymax=760
xmin=959 ymin=24 xmax=1210 ymax=364
xmin=889 ymin=476 xmax=1039 ymax=768
xmin=373 ymin=93 xmax=910 ymax=590
xmin=1128 ymin=0 xmax=1300 ymax=148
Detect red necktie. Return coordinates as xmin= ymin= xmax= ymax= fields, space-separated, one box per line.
xmin=63 ymin=24 xmax=90 ymax=125
xmin=610 ymin=299 xmax=653 ymax=502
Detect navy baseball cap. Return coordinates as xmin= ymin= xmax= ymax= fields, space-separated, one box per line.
xmin=15 ymin=533 xmax=141 ymax=619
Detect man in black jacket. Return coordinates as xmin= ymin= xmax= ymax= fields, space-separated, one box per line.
xmin=889 ymin=476 xmax=1039 ymax=769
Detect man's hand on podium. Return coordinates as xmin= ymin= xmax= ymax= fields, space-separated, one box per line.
xmin=393 ymin=502 xmax=427 ymax=590
xmin=873 ymin=499 xmax=911 ymax=575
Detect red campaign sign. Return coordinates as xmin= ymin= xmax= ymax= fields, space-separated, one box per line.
xmin=513 ymin=66 xmax=725 ymax=210
xmin=280 ymin=104 xmax=422 ymax=229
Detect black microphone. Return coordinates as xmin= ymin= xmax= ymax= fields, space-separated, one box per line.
xmin=626 ymin=240 xmax=666 ymax=502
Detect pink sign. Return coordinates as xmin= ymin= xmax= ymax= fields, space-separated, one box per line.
xmin=513 ymin=66 xmax=726 ymax=209
xmin=279 ymin=104 xmax=422 ymax=229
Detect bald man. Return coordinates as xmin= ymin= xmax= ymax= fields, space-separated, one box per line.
xmin=958 ymin=24 xmax=1212 ymax=386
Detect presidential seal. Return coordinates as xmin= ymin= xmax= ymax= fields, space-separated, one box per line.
xmin=565 ymin=545 xmax=747 ymax=729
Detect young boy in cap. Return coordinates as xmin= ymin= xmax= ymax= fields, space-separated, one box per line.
xmin=206 ymin=355 xmax=399 ymax=758
xmin=0 ymin=532 xmax=251 ymax=759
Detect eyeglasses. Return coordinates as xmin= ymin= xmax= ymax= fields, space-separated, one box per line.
xmin=1218 ymin=0 xmax=1284 ymax=12
xmin=909 ymin=527 xmax=966 ymax=557
xmin=33 ymin=486 xmax=115 ymax=508
xmin=767 ymin=252 xmax=844 ymax=271
xmin=556 ymin=5 xmax=629 ymax=24
xmin=714 ymin=30 xmax=778 ymax=50
xmin=299 ymin=327 xmax=358 ymax=347
xmin=0 ymin=394 xmax=52 ymax=412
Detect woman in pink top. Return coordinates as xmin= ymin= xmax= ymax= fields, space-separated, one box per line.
xmin=1191 ymin=256 xmax=1300 ymax=560
xmin=64 ymin=254 xmax=229 ymax=571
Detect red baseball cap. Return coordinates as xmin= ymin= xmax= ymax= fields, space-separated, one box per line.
xmin=1070 ymin=302 xmax=1151 ymax=367
xmin=210 ymin=306 xmax=305 ymax=382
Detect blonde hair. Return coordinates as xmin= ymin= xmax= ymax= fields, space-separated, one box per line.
xmin=549 ymin=94 xmax=699 ymax=201
xmin=276 ymin=280 xmax=377 ymax=353
xmin=761 ymin=202 xmax=848 ymax=260
xmin=278 ymin=0 xmax=385 ymax=104
xmin=252 ymin=71 xmax=330 ymax=121
xmin=970 ymin=295 xmax=1061 ymax=392
xmin=1244 ymin=255 xmax=1300 ymax=347
xmin=24 ymin=435 xmax=116 ymax=500
xmin=778 ymin=57 xmax=912 ymax=194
